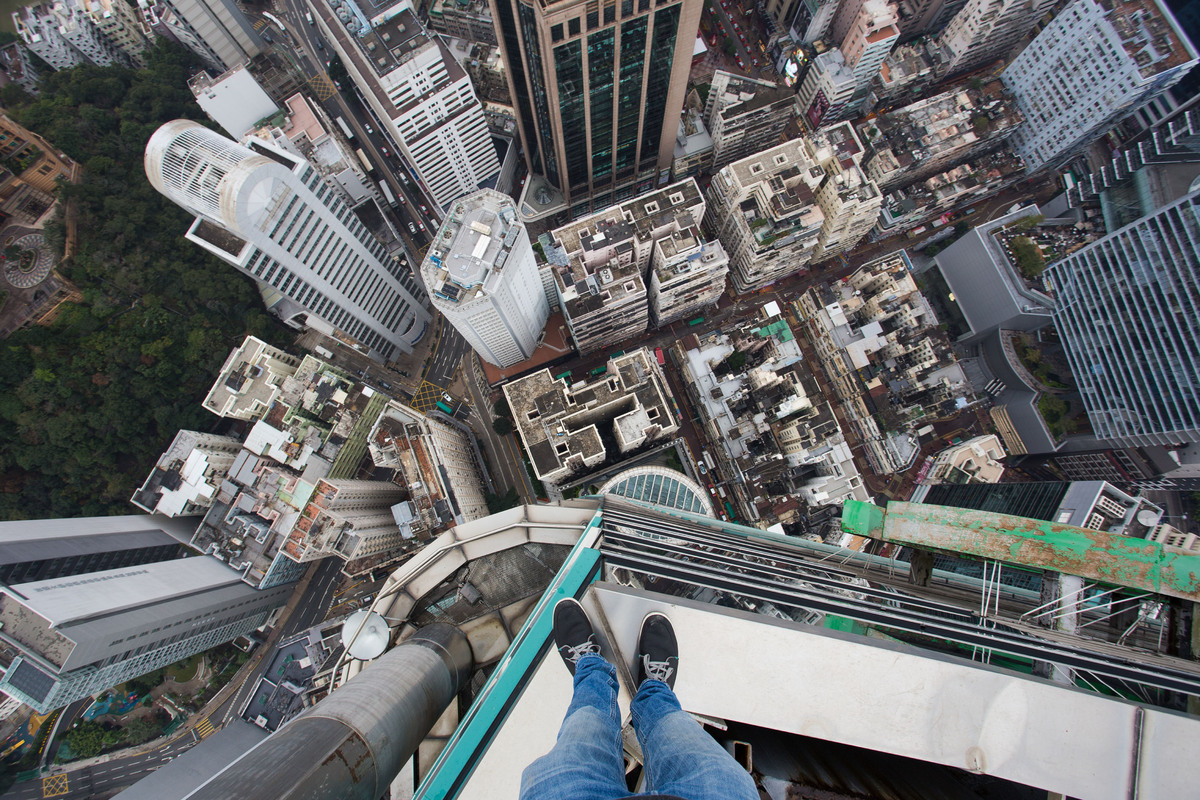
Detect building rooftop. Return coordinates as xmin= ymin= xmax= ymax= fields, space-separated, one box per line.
xmin=202 ymin=337 xmax=300 ymax=420
xmin=423 ymin=189 xmax=525 ymax=307
xmin=547 ymin=179 xmax=704 ymax=261
xmin=1102 ymin=0 xmax=1197 ymax=80
xmin=503 ymin=349 xmax=679 ymax=483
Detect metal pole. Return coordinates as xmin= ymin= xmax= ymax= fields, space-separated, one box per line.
xmin=184 ymin=623 xmax=473 ymax=800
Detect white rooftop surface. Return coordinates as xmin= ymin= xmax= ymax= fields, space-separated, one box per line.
xmin=12 ymin=557 xmax=246 ymax=624
xmin=448 ymin=583 xmax=1200 ymax=800
xmin=443 ymin=207 xmax=508 ymax=289
xmin=244 ymin=420 xmax=314 ymax=467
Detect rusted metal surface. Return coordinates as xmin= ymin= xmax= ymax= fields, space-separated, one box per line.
xmin=841 ymin=500 xmax=1200 ymax=602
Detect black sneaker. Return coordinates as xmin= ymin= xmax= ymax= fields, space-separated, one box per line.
xmin=552 ymin=597 xmax=601 ymax=675
xmin=636 ymin=612 xmax=678 ymax=689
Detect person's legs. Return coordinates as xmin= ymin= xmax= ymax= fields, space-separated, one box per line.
xmin=629 ymin=612 xmax=756 ymax=800
xmin=520 ymin=600 xmax=630 ymax=800
xmin=629 ymin=681 xmax=757 ymax=800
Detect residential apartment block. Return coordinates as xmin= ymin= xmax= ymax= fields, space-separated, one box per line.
xmin=146 ymin=121 xmax=431 ymax=361
xmin=368 ymin=402 xmax=490 ymax=536
xmin=648 ymin=225 xmax=729 ymax=327
xmin=422 ymin=189 xmax=548 ymax=367
xmin=678 ymin=302 xmax=869 ymax=519
xmin=545 ymin=179 xmax=707 ymax=353
xmin=706 ymin=123 xmax=879 ymax=292
xmin=933 ymin=0 xmax=1054 ymax=78
xmin=703 ymin=70 xmax=798 ymax=171
xmin=131 ymin=430 xmax=243 ymax=517
xmin=504 ymin=349 xmax=680 ymax=484
xmin=1002 ymin=0 xmax=1198 ymax=173
xmin=314 ymin=0 xmax=499 ymax=208
xmin=427 ymin=0 xmax=497 ymax=44
xmin=796 ymin=48 xmax=857 ymax=128
xmin=799 ymin=252 xmax=970 ymax=474
xmin=13 ymin=0 xmax=134 ymax=70
xmin=279 ymin=478 xmax=406 ymax=563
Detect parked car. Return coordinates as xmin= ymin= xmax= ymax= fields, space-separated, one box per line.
xmin=364 ymin=122 xmax=374 ymax=134
xmin=408 ymin=222 xmax=417 ymax=234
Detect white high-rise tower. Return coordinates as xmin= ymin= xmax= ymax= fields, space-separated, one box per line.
xmin=145 ymin=120 xmax=431 ymax=361
xmin=421 ymin=189 xmax=548 ymax=367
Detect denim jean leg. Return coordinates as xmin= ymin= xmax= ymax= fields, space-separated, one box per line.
xmin=520 ymin=654 xmax=630 ymax=800
xmin=629 ymin=681 xmax=757 ymax=800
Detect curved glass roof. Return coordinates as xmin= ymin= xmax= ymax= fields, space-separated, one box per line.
xmin=599 ymin=466 xmax=714 ymax=517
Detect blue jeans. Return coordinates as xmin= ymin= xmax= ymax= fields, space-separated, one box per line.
xmin=520 ymin=654 xmax=758 ymax=800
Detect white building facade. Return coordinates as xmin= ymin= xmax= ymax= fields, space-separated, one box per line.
xmin=422 ymin=189 xmax=548 ymax=367
xmin=314 ymin=2 xmax=499 ymax=209
xmin=145 ymin=120 xmax=431 ymax=362
xmin=1002 ymin=0 xmax=1198 ymax=173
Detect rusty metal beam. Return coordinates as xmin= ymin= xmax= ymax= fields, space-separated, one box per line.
xmin=841 ymin=500 xmax=1200 ymax=602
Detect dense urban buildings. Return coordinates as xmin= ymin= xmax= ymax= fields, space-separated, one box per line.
xmin=704 ymin=70 xmax=798 ymax=170
xmin=422 ymin=189 xmax=549 ymax=367
xmin=145 ymin=120 xmax=431 ymax=361
xmin=1003 ymin=0 xmax=1198 ymax=173
xmin=545 ymin=179 xmax=710 ymax=352
xmin=1046 ymin=188 xmax=1200 ymax=448
xmin=488 ymin=0 xmax=703 ymax=217
xmin=130 ymin=430 xmax=243 ymax=517
xmin=312 ymin=0 xmax=500 ymax=208
xmin=706 ymin=123 xmax=880 ymax=292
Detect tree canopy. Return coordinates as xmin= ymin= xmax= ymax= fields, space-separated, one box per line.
xmin=0 ymin=41 xmax=293 ymax=520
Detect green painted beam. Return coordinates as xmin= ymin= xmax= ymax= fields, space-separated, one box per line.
xmin=841 ymin=500 xmax=1200 ymax=602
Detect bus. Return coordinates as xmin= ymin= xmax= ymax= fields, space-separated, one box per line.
xmin=435 ymin=400 xmax=453 ymax=415
xmin=378 ymin=181 xmax=397 ymax=206
xmin=588 ymin=365 xmax=608 ymax=377
xmin=687 ymin=317 xmax=705 ymax=327
xmin=336 ymin=116 xmax=354 ymax=140
xmin=554 ymin=370 xmax=572 ymax=382
xmin=356 ymin=148 xmax=374 ymax=173
xmin=654 ymin=347 xmax=665 ymax=366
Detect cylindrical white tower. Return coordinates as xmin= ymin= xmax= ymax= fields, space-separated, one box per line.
xmin=146 ymin=120 xmax=431 ymax=361
xmin=420 ymin=189 xmax=549 ymax=367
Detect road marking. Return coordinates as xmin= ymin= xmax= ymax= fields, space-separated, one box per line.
xmin=194 ymin=717 xmax=216 ymax=739
xmin=307 ymin=72 xmax=337 ymax=101
xmin=42 ymin=774 xmax=69 ymax=797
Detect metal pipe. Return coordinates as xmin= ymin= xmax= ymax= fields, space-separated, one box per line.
xmin=184 ymin=623 xmax=473 ymax=800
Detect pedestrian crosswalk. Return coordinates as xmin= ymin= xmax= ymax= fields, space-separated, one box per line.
xmin=194 ymin=717 xmax=216 ymax=739
xmin=984 ymin=379 xmax=1006 ymax=397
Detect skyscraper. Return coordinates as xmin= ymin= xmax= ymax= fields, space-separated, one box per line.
xmin=489 ymin=0 xmax=703 ymax=217
xmin=0 ymin=555 xmax=290 ymax=712
xmin=145 ymin=120 xmax=431 ymax=362
xmin=933 ymin=0 xmax=1054 ymax=77
xmin=1002 ymin=0 xmax=1198 ymax=174
xmin=136 ymin=0 xmax=262 ymax=71
xmin=421 ymin=189 xmax=549 ymax=368
xmin=312 ymin=1 xmax=499 ymax=209
xmin=1045 ymin=188 xmax=1200 ymax=448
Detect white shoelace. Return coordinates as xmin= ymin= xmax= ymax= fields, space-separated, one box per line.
xmin=642 ymin=655 xmax=675 ymax=682
xmin=563 ymin=641 xmax=600 ymax=662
